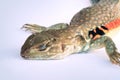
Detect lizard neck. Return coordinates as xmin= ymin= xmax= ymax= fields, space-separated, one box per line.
xmin=66 ymin=25 xmax=90 ymax=41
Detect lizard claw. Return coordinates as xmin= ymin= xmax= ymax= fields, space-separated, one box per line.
xmin=21 ymin=24 xmax=47 ymax=33
xmin=109 ymin=51 xmax=120 ymax=66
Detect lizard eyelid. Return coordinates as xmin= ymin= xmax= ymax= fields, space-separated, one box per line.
xmin=39 ymin=38 xmax=56 ymax=51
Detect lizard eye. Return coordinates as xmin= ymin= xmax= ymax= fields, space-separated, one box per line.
xmin=39 ymin=44 xmax=47 ymax=51
xmin=38 ymin=38 xmax=56 ymax=51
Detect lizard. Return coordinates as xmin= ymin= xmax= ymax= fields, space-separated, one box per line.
xmin=21 ymin=0 xmax=120 ymax=65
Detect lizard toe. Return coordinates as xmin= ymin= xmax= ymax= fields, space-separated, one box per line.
xmin=109 ymin=52 xmax=120 ymax=66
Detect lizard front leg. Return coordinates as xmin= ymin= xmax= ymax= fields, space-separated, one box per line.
xmin=89 ymin=36 xmax=120 ymax=65
xmin=22 ymin=24 xmax=47 ymax=33
xmin=22 ymin=23 xmax=68 ymax=33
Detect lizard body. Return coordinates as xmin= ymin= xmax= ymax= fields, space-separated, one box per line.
xmin=21 ymin=0 xmax=120 ymax=65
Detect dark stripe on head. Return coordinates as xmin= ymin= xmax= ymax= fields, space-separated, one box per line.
xmin=101 ymin=26 xmax=108 ymax=30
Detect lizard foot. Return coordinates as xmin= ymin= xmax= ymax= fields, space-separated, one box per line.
xmin=21 ymin=24 xmax=47 ymax=33
xmin=109 ymin=51 xmax=120 ymax=65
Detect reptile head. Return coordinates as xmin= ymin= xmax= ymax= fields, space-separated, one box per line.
xmin=21 ymin=30 xmax=86 ymax=60
xmin=21 ymin=32 xmax=65 ymax=59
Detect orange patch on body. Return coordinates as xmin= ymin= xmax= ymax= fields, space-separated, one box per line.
xmin=93 ymin=29 xmax=96 ymax=33
xmin=93 ymin=35 xmax=101 ymax=40
xmin=105 ymin=18 xmax=120 ymax=30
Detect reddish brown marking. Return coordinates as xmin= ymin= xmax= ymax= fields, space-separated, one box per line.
xmin=105 ymin=18 xmax=120 ymax=30
xmin=93 ymin=35 xmax=101 ymax=40
xmin=93 ymin=29 xmax=96 ymax=33
xmin=61 ymin=44 xmax=66 ymax=52
xmin=90 ymin=34 xmax=93 ymax=39
xmin=99 ymin=27 xmax=108 ymax=33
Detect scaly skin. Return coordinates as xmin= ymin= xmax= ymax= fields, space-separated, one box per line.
xmin=21 ymin=0 xmax=120 ymax=65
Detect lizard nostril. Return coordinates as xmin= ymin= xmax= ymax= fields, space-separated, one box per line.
xmin=21 ymin=54 xmax=28 ymax=59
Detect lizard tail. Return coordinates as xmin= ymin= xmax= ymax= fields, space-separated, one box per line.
xmin=90 ymin=0 xmax=101 ymax=4
xmin=90 ymin=0 xmax=109 ymax=5
xmin=91 ymin=0 xmax=119 ymax=5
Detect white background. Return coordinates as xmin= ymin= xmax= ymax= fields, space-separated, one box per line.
xmin=0 ymin=0 xmax=120 ymax=80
